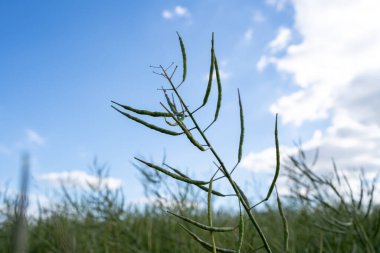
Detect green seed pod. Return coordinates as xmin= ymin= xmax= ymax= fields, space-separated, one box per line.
xmin=163 ymin=89 xmax=178 ymax=114
xmin=161 ymin=103 xmax=206 ymax=151
xmin=250 ymin=114 xmax=281 ymax=210
xmin=179 ymin=224 xmax=236 ymax=253
xmin=167 ymin=165 xmax=227 ymax=196
xmin=234 ymin=180 xmax=250 ymax=206
xmin=266 ymin=114 xmax=280 ymax=200
xmin=167 ymin=211 xmax=236 ymax=232
xmin=202 ymin=32 xmax=215 ymax=107
xmin=134 ymin=158 xmax=209 ymax=185
xmin=111 ymin=100 xmax=171 ymax=117
xmin=236 ymin=204 xmax=244 ymax=253
xmin=276 ymin=188 xmax=289 ymax=253
xmin=213 ymin=55 xmax=222 ymax=122
xmin=177 ymin=32 xmax=187 ymax=85
xmin=208 ymin=178 xmax=217 ymax=253
xmin=111 ymin=105 xmax=181 ymax=136
xmin=237 ymin=89 xmax=244 ymax=163
xmin=164 ymin=117 xmax=179 ymax=127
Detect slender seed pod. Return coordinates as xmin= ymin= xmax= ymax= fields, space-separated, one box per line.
xmin=234 ymin=180 xmax=250 ymax=206
xmin=208 ymin=178 xmax=213 ymax=223
xmin=178 ymin=99 xmax=187 ymax=120
xmin=134 ymin=158 xmax=209 ymax=185
xmin=161 ymin=103 xmax=206 ymax=151
xmin=171 ymin=93 xmax=180 ymax=115
xmin=213 ymin=55 xmax=222 ymax=122
xmin=178 ymin=114 xmax=186 ymax=122
xmin=111 ymin=106 xmax=181 ymax=136
xmin=250 ymin=114 xmax=280 ymax=209
xmin=319 ymin=232 xmax=324 ymax=253
xmin=276 ymin=187 xmax=289 ymax=253
xmin=164 ymin=117 xmax=179 ymax=127
xmin=331 ymin=218 xmax=353 ymax=227
xmin=166 ymin=166 xmax=188 ymax=178
xmin=197 ymin=183 xmax=227 ymax=197
xmin=236 ymin=204 xmax=244 ymax=253
xmin=313 ymin=224 xmax=347 ymax=234
xmin=176 ymin=121 xmax=206 ymax=151
xmin=177 ymin=32 xmax=187 ymax=85
xmin=237 ymin=89 xmax=244 ymax=163
xmin=111 ymin=101 xmax=171 ymax=117
xmin=266 ymin=114 xmax=281 ymax=199
xmin=357 ymin=172 xmax=364 ymax=210
xmin=167 ymin=166 xmax=227 ymax=196
xmin=202 ymin=32 xmax=215 ymax=107
xmin=208 ymin=177 xmax=217 ymax=253
xmin=179 ymin=224 xmax=236 ymax=253
xmin=163 ymin=90 xmax=178 ymax=114
xmin=167 ymin=211 xmax=237 ymax=232
xmin=353 ymin=216 xmax=376 ymax=253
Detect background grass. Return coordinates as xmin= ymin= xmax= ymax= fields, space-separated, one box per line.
xmin=0 ymin=152 xmax=379 ymax=253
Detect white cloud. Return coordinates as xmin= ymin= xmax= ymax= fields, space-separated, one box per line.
xmin=26 ymin=129 xmax=44 ymax=145
xmin=203 ymin=59 xmax=231 ymax=81
xmin=263 ymin=0 xmax=380 ymax=126
xmin=38 ymin=171 xmax=122 ymax=190
xmin=174 ymin=6 xmax=189 ymax=17
xmin=27 ymin=193 xmax=52 ymax=217
xmin=256 ymin=27 xmax=292 ymax=71
xmin=217 ymin=70 xmax=231 ymax=80
xmin=162 ymin=6 xmax=190 ymax=20
xmin=244 ymin=29 xmax=254 ymax=42
xmin=241 ymin=130 xmax=321 ymax=173
xmin=253 ymin=11 xmax=266 ymax=23
xmin=268 ymin=27 xmax=292 ymax=53
xmin=242 ymin=115 xmax=380 ymax=198
xmin=203 ymin=69 xmax=231 ymax=82
xmin=256 ymin=55 xmax=275 ymax=72
xmin=266 ymin=0 xmax=289 ymax=11
xmin=162 ymin=10 xmax=173 ymax=19
xmin=253 ymin=0 xmax=380 ymax=177
xmin=243 ymin=113 xmax=380 ymax=173
xmin=241 ymin=146 xmax=294 ymax=173
xmin=270 ymin=84 xmax=332 ymax=125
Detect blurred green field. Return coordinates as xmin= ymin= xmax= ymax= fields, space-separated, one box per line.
xmin=1 ymin=152 xmax=379 ymax=253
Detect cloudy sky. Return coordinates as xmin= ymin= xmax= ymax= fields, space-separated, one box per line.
xmin=1 ymin=0 xmax=379 ymax=206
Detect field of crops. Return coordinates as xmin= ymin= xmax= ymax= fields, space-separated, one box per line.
xmin=1 ymin=151 xmax=379 ymax=253
xmin=2 ymin=31 xmax=380 ymax=253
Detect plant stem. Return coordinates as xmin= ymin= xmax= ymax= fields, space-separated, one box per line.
xmin=161 ymin=66 xmax=273 ymax=253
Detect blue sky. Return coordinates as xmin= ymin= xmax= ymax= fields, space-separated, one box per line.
xmin=1 ymin=0 xmax=380 ymax=206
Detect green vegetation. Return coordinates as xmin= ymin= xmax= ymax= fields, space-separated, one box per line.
xmin=1 ymin=153 xmax=379 ymax=252
xmin=1 ymin=33 xmax=379 ymax=252
xmin=111 ymin=32 xmax=283 ymax=253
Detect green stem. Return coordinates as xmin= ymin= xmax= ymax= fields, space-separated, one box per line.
xmin=161 ymin=66 xmax=273 ymax=253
